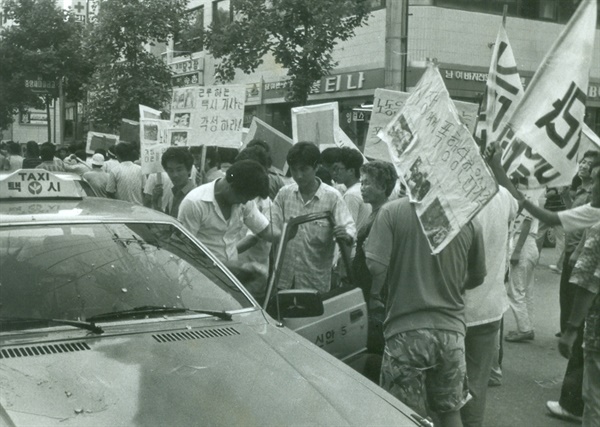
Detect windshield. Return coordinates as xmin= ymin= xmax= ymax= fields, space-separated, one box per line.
xmin=0 ymin=222 xmax=252 ymax=330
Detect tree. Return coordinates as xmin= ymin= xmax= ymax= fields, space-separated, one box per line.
xmin=85 ymin=0 xmax=190 ymax=130
xmin=0 ymin=0 xmax=92 ymax=130
xmin=204 ymin=0 xmax=371 ymax=105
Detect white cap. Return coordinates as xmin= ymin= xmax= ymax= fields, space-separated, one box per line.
xmin=91 ymin=153 xmax=105 ymax=167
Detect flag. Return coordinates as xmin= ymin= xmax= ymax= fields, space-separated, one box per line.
xmin=475 ymin=24 xmax=524 ymax=150
xmin=499 ymin=0 xmax=597 ymax=188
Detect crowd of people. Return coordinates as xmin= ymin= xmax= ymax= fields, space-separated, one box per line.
xmin=1 ymin=136 xmax=599 ymax=427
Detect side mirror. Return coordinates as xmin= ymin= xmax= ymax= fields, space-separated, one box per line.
xmin=267 ymin=289 xmax=324 ymax=319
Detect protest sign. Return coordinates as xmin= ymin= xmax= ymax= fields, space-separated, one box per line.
xmin=499 ymin=0 xmax=597 ymax=188
xmin=139 ymin=105 xmax=162 ymax=120
xmin=86 ymin=132 xmax=119 ymax=154
xmin=243 ymin=117 xmax=292 ymax=171
xmin=291 ymin=103 xmax=338 ymax=147
xmin=170 ymin=85 xmax=245 ymax=148
xmin=120 ymin=118 xmax=140 ymax=145
xmin=140 ymin=119 xmax=170 ymax=174
xmin=365 ymin=89 xmax=478 ymax=161
xmin=378 ymin=65 xmax=497 ymax=254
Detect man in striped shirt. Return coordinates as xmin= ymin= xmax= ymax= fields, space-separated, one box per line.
xmin=272 ymin=142 xmax=355 ymax=293
xmin=106 ymin=143 xmax=143 ymax=205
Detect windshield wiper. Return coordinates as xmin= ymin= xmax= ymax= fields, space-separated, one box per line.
xmin=86 ymin=306 xmax=232 ymax=322
xmin=0 ymin=317 xmax=104 ymax=334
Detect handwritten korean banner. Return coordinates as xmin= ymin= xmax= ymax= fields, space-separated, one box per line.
xmin=140 ymin=119 xmax=169 ymax=174
xmin=170 ymin=84 xmax=245 ymax=148
xmin=366 ymin=88 xmax=478 ymax=161
xmin=378 ymin=65 xmax=497 ymax=254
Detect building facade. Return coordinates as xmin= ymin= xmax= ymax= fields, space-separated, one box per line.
xmin=167 ymin=0 xmax=600 ymax=149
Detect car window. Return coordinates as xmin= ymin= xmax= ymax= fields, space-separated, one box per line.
xmin=0 ymin=222 xmax=252 ymax=329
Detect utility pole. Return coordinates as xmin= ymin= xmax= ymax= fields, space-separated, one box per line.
xmin=384 ymin=0 xmax=409 ymax=91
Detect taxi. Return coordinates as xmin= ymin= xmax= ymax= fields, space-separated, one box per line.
xmin=0 ymin=170 xmax=425 ymax=427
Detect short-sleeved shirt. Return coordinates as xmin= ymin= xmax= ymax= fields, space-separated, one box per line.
xmin=570 ymin=222 xmax=600 ymax=353
xmin=38 ymin=159 xmax=65 ymax=172
xmin=272 ymin=179 xmax=356 ymax=292
xmin=82 ymin=170 xmax=109 ymax=198
xmin=178 ymin=179 xmax=269 ymax=262
xmin=365 ymin=198 xmax=486 ymax=339
xmin=559 ymin=203 xmax=600 ymax=235
xmin=5 ymin=155 xmax=24 ymax=171
xmin=343 ymin=182 xmax=372 ymax=231
xmin=106 ymin=161 xmax=143 ymax=205
xmin=561 ymin=186 xmax=593 ymax=251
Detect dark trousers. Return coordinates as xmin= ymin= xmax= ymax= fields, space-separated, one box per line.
xmin=559 ymin=325 xmax=584 ymax=416
xmin=559 ymin=251 xmax=575 ymax=333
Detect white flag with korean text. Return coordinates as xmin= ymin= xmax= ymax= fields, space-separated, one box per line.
xmin=499 ymin=0 xmax=597 ymax=188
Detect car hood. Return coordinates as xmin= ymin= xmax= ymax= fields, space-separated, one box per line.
xmin=0 ymin=316 xmax=417 ymax=426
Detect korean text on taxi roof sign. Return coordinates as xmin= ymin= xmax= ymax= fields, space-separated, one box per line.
xmin=0 ymin=170 xmax=83 ymax=199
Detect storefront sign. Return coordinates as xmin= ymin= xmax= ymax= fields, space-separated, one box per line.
xmin=588 ymin=83 xmax=600 ymax=100
xmin=19 ymin=109 xmax=48 ymax=125
xmin=172 ymin=72 xmax=202 ymax=87
xmin=169 ymin=57 xmax=204 ymax=75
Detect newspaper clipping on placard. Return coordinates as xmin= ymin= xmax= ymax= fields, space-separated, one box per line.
xmin=378 ymin=66 xmax=497 ymax=254
xmin=140 ymin=119 xmax=170 ymax=174
xmin=170 ymin=85 xmax=245 ymax=148
xmin=366 ymin=89 xmax=479 ymax=161
xmin=86 ymin=132 xmax=119 ymax=154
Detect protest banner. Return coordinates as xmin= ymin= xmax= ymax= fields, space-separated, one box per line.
xmin=170 ymin=85 xmax=245 ymax=148
xmin=139 ymin=105 xmax=162 ymax=120
xmin=365 ymin=89 xmax=478 ymax=161
xmin=243 ymin=117 xmax=292 ymax=171
xmin=140 ymin=119 xmax=170 ymax=174
xmin=499 ymin=0 xmax=597 ymax=188
xmin=291 ymin=103 xmax=338 ymax=147
xmin=378 ymin=65 xmax=497 ymax=254
xmin=474 ymin=24 xmax=524 ymax=150
xmin=86 ymin=132 xmax=119 ymax=154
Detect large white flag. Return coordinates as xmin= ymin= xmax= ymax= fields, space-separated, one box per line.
xmin=499 ymin=0 xmax=597 ymax=188
xmin=476 ymin=24 xmax=524 ymax=150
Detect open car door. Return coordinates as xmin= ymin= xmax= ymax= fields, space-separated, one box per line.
xmin=264 ymin=212 xmax=368 ymax=364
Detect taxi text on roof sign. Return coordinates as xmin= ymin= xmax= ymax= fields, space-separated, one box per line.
xmin=0 ymin=170 xmax=84 ymax=199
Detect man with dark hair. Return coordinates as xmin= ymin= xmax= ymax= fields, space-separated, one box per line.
xmin=147 ymin=147 xmax=195 ymax=218
xmin=4 ymin=142 xmax=23 ymax=172
xmin=272 ymin=142 xmax=355 ymax=292
xmin=38 ymin=142 xmax=65 ymax=172
xmin=332 ymin=147 xmax=371 ymax=231
xmin=190 ymin=146 xmax=225 ymax=186
xmin=106 ymin=142 xmax=143 ymax=205
xmin=178 ymin=159 xmax=276 ymax=265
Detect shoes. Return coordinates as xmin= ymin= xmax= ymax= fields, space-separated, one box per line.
xmin=505 ymin=330 xmax=535 ymax=342
xmin=549 ymin=264 xmax=562 ymax=274
xmin=488 ymin=376 xmax=502 ymax=387
xmin=546 ymin=401 xmax=582 ymax=422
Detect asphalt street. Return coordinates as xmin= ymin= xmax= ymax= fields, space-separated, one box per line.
xmin=484 ymin=246 xmax=581 ymax=427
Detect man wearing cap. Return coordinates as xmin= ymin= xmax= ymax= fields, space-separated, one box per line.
xmin=83 ymin=153 xmax=109 ymax=198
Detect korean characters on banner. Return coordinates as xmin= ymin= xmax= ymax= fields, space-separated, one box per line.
xmin=365 ymin=89 xmax=479 ymax=162
xmin=378 ymin=65 xmax=497 ymax=254
xmin=169 ymin=85 xmax=246 ymax=148
xmin=499 ymin=0 xmax=596 ymax=188
xmin=140 ymin=119 xmax=170 ymax=174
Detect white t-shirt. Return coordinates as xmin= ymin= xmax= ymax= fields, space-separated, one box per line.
xmin=559 ymin=204 xmax=600 ymax=233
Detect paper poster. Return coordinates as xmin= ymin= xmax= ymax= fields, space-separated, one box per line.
xmin=243 ymin=117 xmax=293 ymax=171
xmin=378 ymin=65 xmax=497 ymax=254
xmin=139 ymin=104 xmax=162 ymax=120
xmin=170 ymin=85 xmax=245 ymax=148
xmin=140 ymin=119 xmax=170 ymax=174
xmin=291 ymin=102 xmax=338 ymax=147
xmin=86 ymin=132 xmax=119 ymax=155
xmin=365 ymin=88 xmax=478 ymax=161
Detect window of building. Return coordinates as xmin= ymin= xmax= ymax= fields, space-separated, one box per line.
xmin=369 ymin=0 xmax=387 ymax=11
xmin=212 ymin=0 xmax=232 ymax=27
xmin=173 ymin=6 xmax=204 ymax=56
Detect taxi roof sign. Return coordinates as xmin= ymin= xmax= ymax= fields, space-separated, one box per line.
xmin=0 ymin=170 xmax=85 ymax=199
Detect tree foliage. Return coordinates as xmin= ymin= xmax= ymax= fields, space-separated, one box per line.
xmin=85 ymin=0 xmax=190 ymax=130
xmin=0 ymin=0 xmax=92 ymax=130
xmin=205 ymin=0 xmax=371 ymax=105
